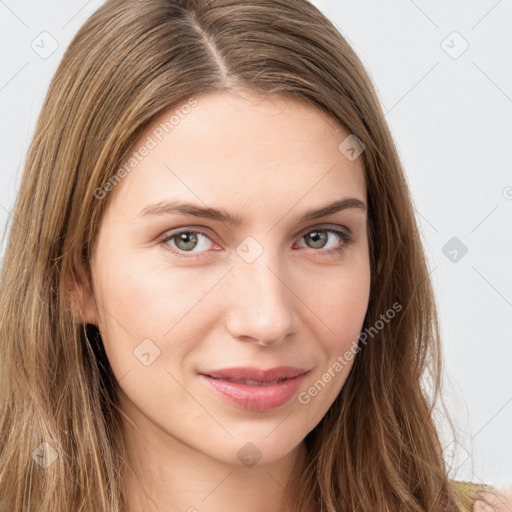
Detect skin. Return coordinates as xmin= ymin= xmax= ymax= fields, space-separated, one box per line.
xmin=473 ymin=489 xmax=512 ymax=512
xmin=74 ymin=89 xmax=371 ymax=512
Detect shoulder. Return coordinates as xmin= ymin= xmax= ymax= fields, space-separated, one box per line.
xmin=472 ymin=487 xmax=512 ymax=512
xmin=451 ymin=479 xmax=512 ymax=512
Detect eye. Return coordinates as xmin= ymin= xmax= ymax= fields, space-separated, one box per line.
xmin=158 ymin=226 xmax=354 ymax=259
xmin=295 ymin=227 xmax=353 ymax=256
xmin=159 ymin=229 xmax=215 ymax=258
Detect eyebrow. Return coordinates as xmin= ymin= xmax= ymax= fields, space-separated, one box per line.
xmin=138 ymin=197 xmax=367 ymax=225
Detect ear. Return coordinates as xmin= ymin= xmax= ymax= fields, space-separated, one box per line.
xmin=65 ymin=256 xmax=99 ymax=326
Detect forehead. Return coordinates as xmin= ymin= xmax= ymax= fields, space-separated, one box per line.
xmin=106 ymin=89 xmax=366 ymax=221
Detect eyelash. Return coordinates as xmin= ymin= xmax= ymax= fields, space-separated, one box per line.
xmin=157 ymin=226 xmax=354 ymax=260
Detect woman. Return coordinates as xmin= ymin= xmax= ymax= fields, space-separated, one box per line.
xmin=0 ymin=0 xmax=508 ymax=510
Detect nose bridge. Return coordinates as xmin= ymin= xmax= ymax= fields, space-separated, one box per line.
xmin=224 ymin=239 xmax=300 ymax=343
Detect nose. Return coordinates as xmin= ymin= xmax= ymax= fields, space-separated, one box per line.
xmin=224 ymin=250 xmax=301 ymax=346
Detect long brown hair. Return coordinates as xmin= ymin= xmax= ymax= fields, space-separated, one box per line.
xmin=0 ymin=0 xmax=483 ymax=510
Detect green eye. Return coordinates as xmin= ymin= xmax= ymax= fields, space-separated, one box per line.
xmin=158 ymin=226 xmax=353 ymax=259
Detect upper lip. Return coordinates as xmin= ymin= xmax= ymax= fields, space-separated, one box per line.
xmin=200 ymin=366 xmax=308 ymax=382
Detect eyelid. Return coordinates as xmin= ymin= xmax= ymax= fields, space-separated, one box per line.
xmin=296 ymin=222 xmax=352 ymax=239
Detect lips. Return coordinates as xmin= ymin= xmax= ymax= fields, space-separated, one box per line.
xmin=198 ymin=366 xmax=310 ymax=411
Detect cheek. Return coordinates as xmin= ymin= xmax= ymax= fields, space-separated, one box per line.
xmin=95 ymin=254 xmax=211 ymax=334
xmin=294 ymin=269 xmax=370 ymax=425
xmin=90 ymin=259 xmax=207 ymax=423
xmin=91 ymin=254 xmax=222 ymax=376
xmin=298 ymin=262 xmax=371 ymax=347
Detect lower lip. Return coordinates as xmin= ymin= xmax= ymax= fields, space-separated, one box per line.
xmin=200 ymin=373 xmax=308 ymax=412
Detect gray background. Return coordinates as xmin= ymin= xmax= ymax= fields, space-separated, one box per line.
xmin=0 ymin=0 xmax=511 ymax=488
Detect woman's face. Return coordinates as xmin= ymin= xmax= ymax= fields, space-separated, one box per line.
xmin=81 ymin=89 xmax=370 ymax=467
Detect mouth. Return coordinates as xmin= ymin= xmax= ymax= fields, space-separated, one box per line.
xmin=198 ymin=366 xmax=310 ymax=411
